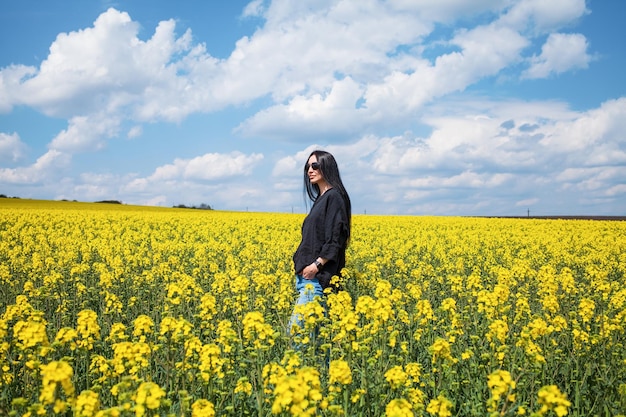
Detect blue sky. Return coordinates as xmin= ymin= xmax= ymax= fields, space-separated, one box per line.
xmin=1 ymin=0 xmax=624 ymax=215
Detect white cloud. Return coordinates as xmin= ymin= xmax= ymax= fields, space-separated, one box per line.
xmin=242 ymin=0 xmax=266 ymax=18
xmin=0 ymin=150 xmax=70 ymax=184
xmin=50 ymin=114 xmax=122 ymax=152
xmin=539 ymin=98 xmax=626 ymax=154
xmin=516 ymin=198 xmax=539 ymax=207
xmin=0 ymin=132 xmax=28 ymax=163
xmin=500 ymin=0 xmax=588 ymax=33
xmin=127 ymin=125 xmax=143 ymax=139
xmin=148 ymin=152 xmax=264 ymax=181
xmin=1 ymin=8 xmax=221 ymax=153
xmin=355 ymin=24 xmax=528 ymax=118
xmin=0 ymin=64 xmax=37 ymax=113
xmin=388 ymin=0 xmax=508 ymax=23
xmin=523 ymin=33 xmax=592 ymax=79
xmin=236 ymin=77 xmax=365 ymax=139
xmin=0 ymin=0 xmax=594 ymax=152
xmin=294 ymin=96 xmax=625 ymax=214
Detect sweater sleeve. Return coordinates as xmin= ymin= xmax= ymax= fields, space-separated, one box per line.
xmin=318 ymin=191 xmax=349 ymax=262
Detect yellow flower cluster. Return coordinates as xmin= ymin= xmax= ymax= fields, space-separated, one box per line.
xmin=534 ymin=385 xmax=571 ymax=416
xmin=242 ymin=311 xmax=275 ymax=349
xmin=133 ymin=382 xmax=166 ymax=417
xmin=39 ymin=360 xmax=74 ymax=407
xmin=264 ymin=364 xmax=322 ymax=416
xmin=487 ymin=369 xmax=516 ymax=413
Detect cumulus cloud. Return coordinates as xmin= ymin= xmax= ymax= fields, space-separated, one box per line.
xmin=50 ymin=114 xmax=122 ymax=152
xmin=0 ymin=0 xmax=597 ymax=150
xmin=294 ymin=96 xmax=626 ymax=214
xmin=148 ymin=151 xmax=264 ymax=182
xmin=236 ymin=77 xmax=366 ymax=139
xmin=500 ymin=0 xmax=588 ymax=33
xmin=523 ymin=33 xmax=592 ymax=79
xmin=0 ymin=150 xmax=70 ymax=184
xmin=0 ymin=132 xmax=28 ymax=163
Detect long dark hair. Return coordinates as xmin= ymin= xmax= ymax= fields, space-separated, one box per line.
xmin=303 ymin=150 xmax=352 ymax=240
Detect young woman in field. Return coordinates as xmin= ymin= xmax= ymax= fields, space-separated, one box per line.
xmin=288 ymin=150 xmax=352 ymax=338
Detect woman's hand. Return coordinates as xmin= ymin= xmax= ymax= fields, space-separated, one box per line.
xmin=302 ymin=262 xmax=319 ymax=279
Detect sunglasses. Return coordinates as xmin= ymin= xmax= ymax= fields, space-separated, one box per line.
xmin=305 ymin=162 xmax=321 ymax=171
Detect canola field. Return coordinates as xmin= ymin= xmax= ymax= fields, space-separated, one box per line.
xmin=1 ymin=198 xmax=625 ymax=417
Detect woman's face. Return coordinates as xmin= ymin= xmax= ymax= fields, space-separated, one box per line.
xmin=306 ymin=154 xmax=324 ymax=186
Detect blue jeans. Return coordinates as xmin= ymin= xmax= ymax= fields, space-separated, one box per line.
xmin=288 ymin=275 xmax=325 ymax=338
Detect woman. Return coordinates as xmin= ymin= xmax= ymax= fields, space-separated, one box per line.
xmin=288 ymin=150 xmax=351 ymax=336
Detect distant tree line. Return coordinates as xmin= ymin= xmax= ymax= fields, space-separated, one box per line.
xmin=173 ymin=203 xmax=213 ymax=210
xmin=95 ymin=200 xmax=123 ymax=204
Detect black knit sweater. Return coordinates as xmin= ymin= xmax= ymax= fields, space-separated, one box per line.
xmin=293 ymin=188 xmax=350 ymax=288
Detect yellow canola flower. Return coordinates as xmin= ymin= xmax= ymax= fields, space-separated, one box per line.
xmin=132 ymin=382 xmax=166 ymax=417
xmin=235 ymin=377 xmax=253 ymax=396
xmin=429 ymin=338 xmax=454 ymax=364
xmin=242 ymin=311 xmax=275 ymax=348
xmin=329 ymin=359 xmax=352 ymax=386
xmin=76 ymin=310 xmax=101 ymax=351
xmin=216 ymin=320 xmax=239 ymax=354
xmin=198 ymin=343 xmax=226 ymax=381
xmin=578 ymin=298 xmax=595 ymax=324
xmin=74 ymin=390 xmax=100 ymax=417
xmin=14 ymin=315 xmax=49 ymax=350
xmin=198 ymin=293 xmax=217 ymax=326
xmin=39 ymin=360 xmax=74 ymax=405
xmin=487 ymin=370 xmax=516 ymax=412
xmin=159 ymin=316 xmax=192 ymax=343
xmin=54 ymin=327 xmax=78 ymax=350
xmin=267 ymin=366 xmax=322 ymax=416
xmin=385 ymin=398 xmax=413 ymax=417
xmin=426 ymin=394 xmax=453 ymax=417
xmin=486 ymin=319 xmax=509 ymax=345
xmin=132 ymin=315 xmax=154 ymax=341
xmin=191 ymin=399 xmax=215 ymax=417
xmin=110 ymin=341 xmax=152 ymax=377
xmin=385 ymin=366 xmax=408 ymax=389
xmin=535 ymin=385 xmax=571 ymax=417
xmin=107 ymin=323 xmax=128 ymax=343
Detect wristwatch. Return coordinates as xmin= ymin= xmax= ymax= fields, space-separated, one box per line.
xmin=314 ymin=260 xmax=323 ymax=270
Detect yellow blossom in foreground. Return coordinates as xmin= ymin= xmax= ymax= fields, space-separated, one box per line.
xmin=191 ymin=399 xmax=215 ymax=417
xmin=329 ymin=359 xmax=353 ymax=387
xmin=111 ymin=341 xmax=152 ymax=377
xmin=235 ymin=377 xmax=253 ymax=396
xmin=133 ymin=382 xmax=166 ymax=417
xmin=39 ymin=361 xmax=74 ymax=405
xmin=429 ymin=338 xmax=453 ymax=364
xmin=269 ymin=366 xmax=322 ymax=417
xmin=76 ymin=310 xmax=101 ymax=350
xmin=242 ymin=311 xmax=275 ymax=349
xmin=54 ymin=327 xmax=78 ymax=350
xmin=578 ymin=298 xmax=595 ymax=324
xmin=74 ymin=390 xmax=100 ymax=417
xmin=486 ymin=319 xmax=509 ymax=345
xmin=534 ymin=385 xmax=571 ymax=417
xmin=487 ymin=370 xmax=516 ymax=412
xmin=426 ymin=394 xmax=453 ymax=417
xmin=132 ymin=315 xmax=154 ymax=341
xmin=198 ymin=343 xmax=225 ymax=381
xmin=14 ymin=315 xmax=49 ymax=350
xmin=385 ymin=366 xmax=408 ymax=389
xmin=386 ymin=398 xmax=413 ymax=417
